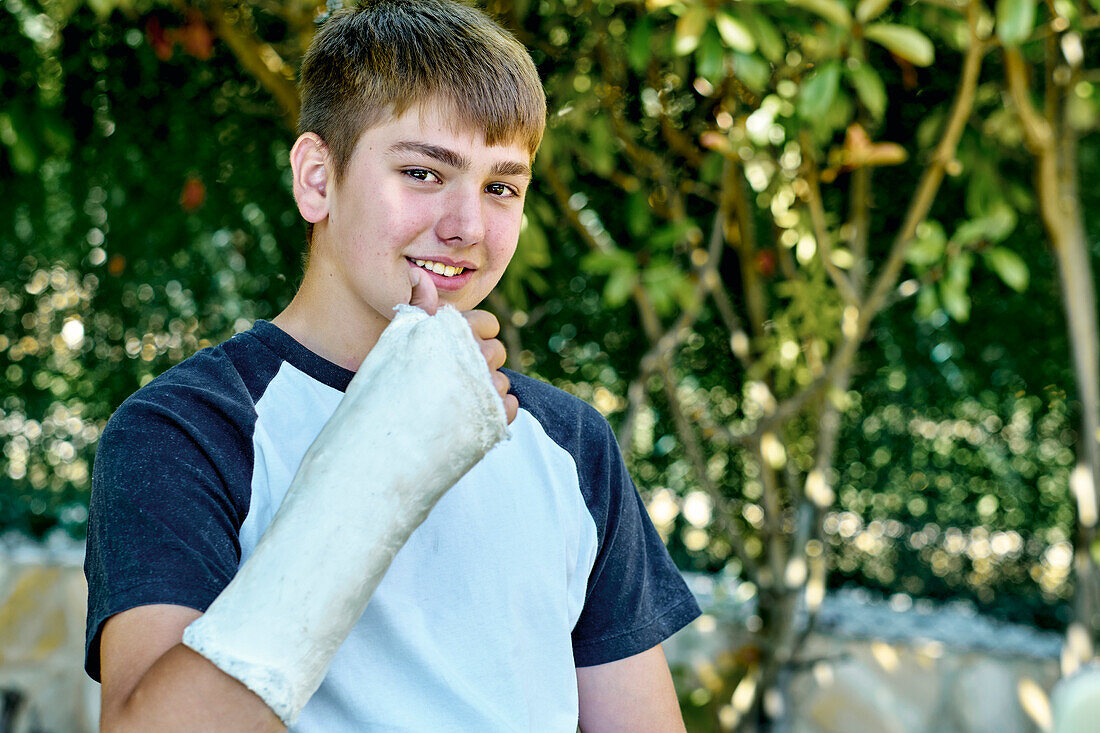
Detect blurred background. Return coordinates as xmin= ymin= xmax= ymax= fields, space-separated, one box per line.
xmin=1 ymin=0 xmax=1098 ymax=730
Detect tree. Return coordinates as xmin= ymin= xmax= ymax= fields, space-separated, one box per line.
xmin=2 ymin=1 xmax=1097 ymax=730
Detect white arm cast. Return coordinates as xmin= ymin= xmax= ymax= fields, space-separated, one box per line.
xmin=181 ymin=305 xmax=508 ymax=724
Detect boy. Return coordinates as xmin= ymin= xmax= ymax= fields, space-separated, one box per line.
xmin=84 ymin=1 xmax=700 ymax=730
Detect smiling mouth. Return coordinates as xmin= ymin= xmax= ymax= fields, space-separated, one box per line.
xmin=409 ymin=258 xmax=467 ymax=277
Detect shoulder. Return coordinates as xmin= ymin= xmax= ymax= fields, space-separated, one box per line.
xmin=103 ymin=329 xmax=282 ymax=442
xmin=504 ymin=369 xmax=615 ymax=449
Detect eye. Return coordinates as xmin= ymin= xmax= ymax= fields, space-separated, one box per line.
xmin=402 ymin=168 xmax=441 ymax=183
xmin=485 ymin=182 xmax=521 ymax=199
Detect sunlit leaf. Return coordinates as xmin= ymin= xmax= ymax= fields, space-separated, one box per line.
xmin=791 ymin=0 xmax=853 ymax=29
xmin=983 ymin=247 xmax=1030 ymax=292
xmin=953 ymin=203 xmax=1017 ymax=246
xmin=643 ymin=262 xmax=691 ymax=316
xmin=916 ymin=285 xmax=940 ymax=320
xmin=798 ymin=60 xmax=842 ymax=122
xmin=604 ymin=267 xmax=639 ymax=307
xmin=716 ymin=12 xmax=756 ymax=54
xmin=846 ymin=63 xmax=887 ymax=120
xmin=940 ymin=252 xmax=973 ymax=321
xmin=864 ymin=23 xmax=935 ymax=66
xmin=580 ymin=248 xmax=637 ymax=275
xmin=996 ymin=0 xmax=1036 ymax=48
xmin=906 ymin=221 xmax=947 ymax=266
xmin=674 ymin=6 xmax=709 ymax=56
xmin=939 ymin=280 xmax=971 ymax=321
xmin=856 ymin=0 xmax=893 ymax=24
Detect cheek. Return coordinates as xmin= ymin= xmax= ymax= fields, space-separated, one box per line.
xmin=487 ymin=215 xmax=523 ymax=262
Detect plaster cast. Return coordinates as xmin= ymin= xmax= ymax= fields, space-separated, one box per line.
xmin=182 ymin=305 xmax=508 ymax=724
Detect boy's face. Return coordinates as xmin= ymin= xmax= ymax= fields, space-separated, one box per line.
xmin=307 ymin=102 xmax=531 ymax=340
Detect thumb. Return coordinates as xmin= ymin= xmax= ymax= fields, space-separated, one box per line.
xmin=407 ymin=266 xmax=440 ymax=315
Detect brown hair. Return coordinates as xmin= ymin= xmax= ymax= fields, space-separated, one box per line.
xmin=298 ymin=0 xmax=546 ymax=183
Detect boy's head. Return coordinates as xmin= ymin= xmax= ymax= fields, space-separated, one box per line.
xmin=298 ymin=0 xmax=546 ymax=187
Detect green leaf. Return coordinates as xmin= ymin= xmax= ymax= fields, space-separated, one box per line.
xmin=643 ymin=263 xmax=691 ymax=316
xmin=743 ymin=11 xmax=785 ymax=63
xmin=864 ymin=23 xmax=935 ymax=67
xmin=798 ymin=61 xmax=842 ymax=122
xmin=846 ymin=62 xmax=887 ymax=120
xmin=791 ymin=0 xmax=853 ymax=29
xmin=580 ymin=248 xmax=636 ymax=275
xmin=906 ymin=220 xmax=947 ymax=266
xmin=983 ymin=247 xmax=1030 ymax=292
xmin=953 ymin=203 xmax=1017 ymax=246
xmin=732 ymin=52 xmax=772 ymax=92
xmin=627 ymin=191 xmax=652 ymax=238
xmin=916 ymin=108 xmax=945 ymax=149
xmin=916 ymin=285 xmax=940 ymax=320
xmin=586 ymin=115 xmax=615 ymax=177
xmin=674 ymin=7 xmax=709 ymax=56
xmin=996 ymin=0 xmax=1036 ymax=47
xmin=856 ymin=0 xmax=893 ymax=24
xmin=939 ymin=254 xmax=972 ymax=321
xmin=696 ymin=26 xmax=726 ymax=81
xmin=716 ymin=12 xmax=756 ymax=54
xmin=650 ymin=220 xmax=700 ymax=250
xmin=628 ymin=17 xmax=653 ymax=73
xmin=516 ymin=216 xmax=550 ymax=269
xmin=604 ymin=267 xmax=639 ymax=307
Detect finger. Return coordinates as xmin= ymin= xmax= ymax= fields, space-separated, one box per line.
xmin=503 ymin=394 xmax=518 ymax=424
xmin=462 ymin=309 xmax=500 ymax=340
xmin=407 ymin=267 xmax=439 ymax=315
xmin=491 ymin=372 xmax=519 ymax=425
xmin=492 ymin=370 xmax=510 ymax=399
xmin=481 ymin=337 xmax=506 ymax=373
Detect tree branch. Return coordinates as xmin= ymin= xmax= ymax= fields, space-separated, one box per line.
xmin=745 ymin=2 xmax=987 ymax=441
xmin=207 ymin=0 xmax=302 ymax=129
xmin=799 ymin=131 xmax=860 ymax=305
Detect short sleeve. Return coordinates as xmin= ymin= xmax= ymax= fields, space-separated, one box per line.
xmin=568 ymin=417 xmax=701 ymax=666
xmin=84 ymin=359 xmax=256 ymax=681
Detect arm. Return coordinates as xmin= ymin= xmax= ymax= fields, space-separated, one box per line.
xmin=99 ymin=605 xmax=283 ymax=732
xmin=95 ymin=287 xmax=512 ymax=728
xmin=576 ymin=644 xmax=686 ymax=733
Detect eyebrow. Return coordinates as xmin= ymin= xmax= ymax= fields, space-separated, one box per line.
xmin=387 ymin=141 xmax=531 ymax=180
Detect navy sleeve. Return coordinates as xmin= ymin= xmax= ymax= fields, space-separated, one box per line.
xmin=568 ymin=415 xmax=701 ymax=666
xmin=84 ymin=350 xmax=256 ymax=681
xmin=504 ymin=371 xmax=700 ymax=667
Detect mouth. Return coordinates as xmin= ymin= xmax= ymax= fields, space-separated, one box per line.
xmin=407 ymin=257 xmax=470 ymax=278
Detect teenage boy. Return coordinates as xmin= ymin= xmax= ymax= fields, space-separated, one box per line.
xmin=84 ymin=1 xmax=700 ymax=730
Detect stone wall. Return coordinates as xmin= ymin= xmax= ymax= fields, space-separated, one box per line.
xmin=665 ymin=574 xmax=1064 ymax=733
xmin=0 ymin=535 xmax=97 ymax=733
xmin=0 ymin=541 xmax=1067 ymax=733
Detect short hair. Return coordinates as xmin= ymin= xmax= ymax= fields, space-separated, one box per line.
xmin=298 ymin=0 xmax=546 ymax=183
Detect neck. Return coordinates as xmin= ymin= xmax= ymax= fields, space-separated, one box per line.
xmin=272 ymin=256 xmax=389 ymax=372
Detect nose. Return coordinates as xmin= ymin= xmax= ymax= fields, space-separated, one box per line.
xmin=434 ymin=186 xmax=486 ymax=246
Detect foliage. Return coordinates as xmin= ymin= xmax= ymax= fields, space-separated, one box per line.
xmin=2 ymin=0 xmax=1099 ymax=729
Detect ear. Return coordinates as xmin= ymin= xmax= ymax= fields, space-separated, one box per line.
xmin=291 ymin=133 xmax=331 ymax=224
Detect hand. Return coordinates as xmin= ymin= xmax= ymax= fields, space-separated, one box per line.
xmin=407 ymin=268 xmax=519 ymax=424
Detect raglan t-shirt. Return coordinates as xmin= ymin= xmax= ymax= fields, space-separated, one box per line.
xmin=84 ymin=320 xmax=700 ymax=731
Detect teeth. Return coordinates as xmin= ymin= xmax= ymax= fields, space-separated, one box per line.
xmin=412 ymin=259 xmax=465 ymax=277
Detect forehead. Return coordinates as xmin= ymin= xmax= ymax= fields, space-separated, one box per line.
xmin=353 ymin=101 xmax=531 ymax=163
